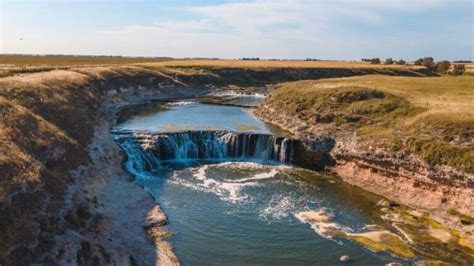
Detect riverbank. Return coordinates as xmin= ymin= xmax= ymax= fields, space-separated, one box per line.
xmin=0 ymin=66 xmax=198 ymax=264
xmin=254 ymin=75 xmax=474 ymax=239
xmin=50 ymin=67 xmax=212 ymax=265
xmin=0 ymin=61 xmax=468 ymax=264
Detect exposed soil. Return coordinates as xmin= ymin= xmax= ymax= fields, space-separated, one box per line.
xmin=1 ymin=64 xmax=465 ymax=264
xmin=254 ymin=81 xmax=474 ymax=243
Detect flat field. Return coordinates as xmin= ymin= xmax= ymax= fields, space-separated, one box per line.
xmin=1 ymin=55 xmax=471 ymax=172
xmin=0 ymin=54 xmax=169 ymax=66
xmin=137 ymin=59 xmax=424 ymax=69
xmin=264 ymin=75 xmax=474 ymax=172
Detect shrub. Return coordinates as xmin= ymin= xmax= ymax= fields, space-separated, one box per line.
xmin=452 ymin=64 xmax=466 ymax=76
xmin=435 ymin=60 xmax=451 ymax=74
xmin=414 ymin=57 xmax=435 ymax=69
xmin=396 ymin=59 xmax=406 ymax=65
xmin=370 ymin=58 xmax=381 ymax=64
xmin=422 ymin=57 xmax=435 ymax=69
xmin=384 ymin=58 xmax=394 ymax=65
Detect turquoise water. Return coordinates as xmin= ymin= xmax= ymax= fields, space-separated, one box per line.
xmin=117 ymin=101 xmax=280 ymax=134
xmin=115 ymin=102 xmax=409 ymax=265
xmin=139 ymin=163 xmax=406 ymax=265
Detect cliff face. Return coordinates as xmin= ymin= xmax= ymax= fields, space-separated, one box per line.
xmin=0 ymin=66 xmax=191 ymax=264
xmin=254 ymin=77 xmax=474 ymax=222
xmin=0 ymin=65 xmax=459 ymax=264
xmin=332 ymin=148 xmax=474 ymax=216
xmin=156 ymin=66 xmax=435 ymax=88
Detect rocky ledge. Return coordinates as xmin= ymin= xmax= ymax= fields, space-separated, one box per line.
xmin=255 ymin=98 xmax=474 ymax=239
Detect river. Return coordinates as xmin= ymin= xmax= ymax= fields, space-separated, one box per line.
xmin=111 ymin=98 xmax=471 ymax=265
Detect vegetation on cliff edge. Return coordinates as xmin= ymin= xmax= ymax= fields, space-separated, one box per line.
xmin=263 ymin=75 xmax=474 ymax=172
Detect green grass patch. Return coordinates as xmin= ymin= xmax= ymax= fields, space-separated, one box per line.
xmin=407 ymin=114 xmax=474 ymax=143
xmin=263 ymin=75 xmax=474 ymax=173
xmin=405 ymin=138 xmax=473 ymax=173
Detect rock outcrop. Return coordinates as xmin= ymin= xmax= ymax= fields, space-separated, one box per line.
xmin=0 ymin=66 xmax=193 ymax=265
xmin=0 ymin=64 xmax=445 ymax=264
xmin=255 ymin=89 xmax=474 ymax=234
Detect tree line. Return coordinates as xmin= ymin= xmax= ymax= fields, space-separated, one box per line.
xmin=362 ymin=58 xmax=406 ymax=65
xmin=362 ymin=57 xmax=466 ymax=75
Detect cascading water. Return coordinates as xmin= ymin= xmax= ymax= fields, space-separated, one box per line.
xmin=112 ymin=130 xmax=299 ymax=171
xmin=110 ymin=101 xmax=452 ymax=265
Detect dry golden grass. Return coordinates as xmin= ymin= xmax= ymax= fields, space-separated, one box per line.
xmin=303 ymin=75 xmax=474 ymax=114
xmin=0 ymin=54 xmax=169 ymax=66
xmin=0 ymin=59 xmax=471 ymax=262
xmin=137 ymin=59 xmax=424 ymax=69
xmin=463 ymin=64 xmax=474 ymax=74
xmin=0 ymin=55 xmax=171 ymax=77
xmin=0 ymin=66 xmax=182 ymax=263
xmin=264 ymin=75 xmax=474 ymax=172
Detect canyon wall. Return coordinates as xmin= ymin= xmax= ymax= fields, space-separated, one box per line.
xmin=0 ymin=65 xmax=438 ymax=264
xmin=0 ymin=67 xmax=193 ymax=264
xmin=255 ymin=94 xmax=474 ymax=220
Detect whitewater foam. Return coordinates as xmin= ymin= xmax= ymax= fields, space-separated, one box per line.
xmin=218 ymin=161 xmax=292 ymax=170
xmin=213 ymin=91 xmax=266 ymax=98
xmin=193 ymin=165 xmax=209 ymax=181
xmin=226 ymin=169 xmax=279 ymax=183
xmin=168 ymin=101 xmax=195 ymax=106
xmin=259 ymin=195 xmax=296 ymax=221
xmin=168 ymin=163 xmax=285 ymax=203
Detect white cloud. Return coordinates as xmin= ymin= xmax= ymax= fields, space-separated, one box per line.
xmin=4 ymin=0 xmax=468 ymax=59
xmin=94 ymin=0 xmax=464 ymax=59
xmin=99 ymin=0 xmax=387 ymax=43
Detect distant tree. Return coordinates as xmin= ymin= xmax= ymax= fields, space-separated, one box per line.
xmin=421 ymin=57 xmax=435 ymax=69
xmin=370 ymin=58 xmax=381 ymax=64
xmin=414 ymin=58 xmax=423 ymax=65
xmin=384 ymin=58 xmax=394 ymax=65
xmin=414 ymin=57 xmax=436 ymax=69
xmin=435 ymin=60 xmax=451 ymax=74
xmin=395 ymin=59 xmax=406 ymax=65
xmin=452 ymin=64 xmax=466 ymax=76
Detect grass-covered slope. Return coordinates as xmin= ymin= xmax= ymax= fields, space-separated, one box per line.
xmin=0 ymin=54 xmax=170 ymax=66
xmin=0 ymin=59 xmax=461 ymax=263
xmin=0 ymin=66 xmax=181 ymax=264
xmin=258 ymin=75 xmax=474 ymax=173
xmin=138 ymin=59 xmax=425 ymax=69
xmin=0 ymin=71 xmax=98 ymax=263
xmin=142 ymin=64 xmax=435 ymax=88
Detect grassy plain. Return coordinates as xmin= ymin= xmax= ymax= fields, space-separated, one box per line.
xmin=463 ymin=63 xmax=474 ymax=74
xmin=0 ymin=55 xmax=426 ymax=79
xmin=137 ymin=59 xmax=424 ymax=69
xmin=265 ymin=75 xmax=474 ymax=172
xmin=0 ymin=54 xmax=169 ymax=66
xmin=1 ymin=55 xmax=471 ymax=172
xmin=0 ymin=54 xmax=171 ymax=77
xmin=0 ymin=55 xmax=472 ymax=263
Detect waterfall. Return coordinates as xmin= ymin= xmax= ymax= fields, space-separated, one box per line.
xmin=112 ymin=130 xmax=299 ymax=171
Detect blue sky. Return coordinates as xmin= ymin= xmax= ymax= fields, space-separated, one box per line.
xmin=1 ymin=0 xmax=472 ymax=60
